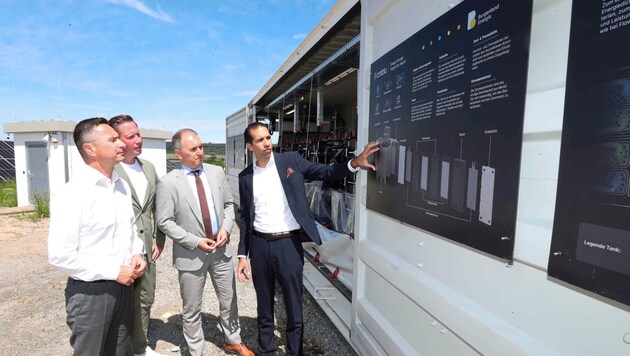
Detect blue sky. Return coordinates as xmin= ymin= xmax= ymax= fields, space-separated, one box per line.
xmin=0 ymin=0 xmax=335 ymax=142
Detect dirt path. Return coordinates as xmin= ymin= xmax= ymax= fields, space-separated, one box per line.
xmin=0 ymin=214 xmax=356 ymax=355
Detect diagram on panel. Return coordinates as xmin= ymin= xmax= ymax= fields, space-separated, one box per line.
xmin=375 ymin=126 xmax=400 ymax=187
xmin=367 ymin=0 xmax=531 ymax=259
xmin=478 ymin=165 xmax=495 ymax=225
xmin=372 ymin=128 xmax=498 ymax=225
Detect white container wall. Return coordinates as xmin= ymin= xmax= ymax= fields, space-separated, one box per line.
xmin=353 ymin=0 xmax=630 ymax=355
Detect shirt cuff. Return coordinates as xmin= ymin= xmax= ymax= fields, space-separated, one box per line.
xmin=237 ymin=255 xmax=247 ymax=259
xmin=347 ymin=160 xmax=360 ymax=173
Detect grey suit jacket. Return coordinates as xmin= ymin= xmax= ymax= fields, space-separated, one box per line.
xmin=156 ymin=163 xmax=235 ymax=271
xmin=114 ymin=158 xmax=165 ymax=254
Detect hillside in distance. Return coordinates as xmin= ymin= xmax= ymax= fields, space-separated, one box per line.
xmin=165 ymin=142 xmax=225 ymax=156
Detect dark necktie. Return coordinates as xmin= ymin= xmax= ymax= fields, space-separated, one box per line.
xmin=193 ymin=170 xmax=214 ymax=240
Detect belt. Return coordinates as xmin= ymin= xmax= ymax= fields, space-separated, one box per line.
xmin=253 ymin=229 xmax=299 ymax=241
xmin=69 ymin=278 xmax=110 ymax=284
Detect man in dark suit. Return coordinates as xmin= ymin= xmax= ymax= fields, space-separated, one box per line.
xmin=109 ymin=114 xmax=165 ymax=356
xmin=236 ymin=122 xmax=378 ymax=355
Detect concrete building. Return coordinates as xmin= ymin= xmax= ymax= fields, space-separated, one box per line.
xmin=3 ymin=120 xmax=171 ymax=207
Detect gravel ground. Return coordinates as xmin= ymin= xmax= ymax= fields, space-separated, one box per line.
xmin=0 ymin=213 xmax=356 ymax=355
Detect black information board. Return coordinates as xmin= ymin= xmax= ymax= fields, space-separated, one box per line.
xmin=367 ymin=0 xmax=532 ymax=259
xmin=549 ymin=1 xmax=630 ymax=306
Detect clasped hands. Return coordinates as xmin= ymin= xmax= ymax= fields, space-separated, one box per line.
xmin=197 ymin=229 xmax=229 ymax=253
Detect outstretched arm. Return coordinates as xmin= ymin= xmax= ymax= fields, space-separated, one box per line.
xmin=297 ymin=141 xmax=380 ymax=181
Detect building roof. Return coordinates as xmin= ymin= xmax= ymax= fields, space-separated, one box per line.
xmin=249 ymin=0 xmax=360 ymax=111
xmin=3 ymin=120 xmax=172 ymax=140
xmin=4 ymin=120 xmax=77 ymax=133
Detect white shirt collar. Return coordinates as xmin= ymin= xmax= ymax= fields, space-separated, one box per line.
xmin=78 ymin=164 xmax=120 ymax=187
xmin=181 ymin=163 xmax=203 ymax=174
xmin=253 ymin=152 xmax=275 ymax=170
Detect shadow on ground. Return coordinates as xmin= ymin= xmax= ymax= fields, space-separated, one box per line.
xmin=148 ymin=313 xmax=258 ymax=355
xmin=147 ymin=292 xmax=329 ymax=355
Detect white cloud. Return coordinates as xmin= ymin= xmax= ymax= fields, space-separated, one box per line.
xmin=292 ymin=33 xmax=307 ymax=40
xmin=104 ymin=0 xmax=174 ymax=23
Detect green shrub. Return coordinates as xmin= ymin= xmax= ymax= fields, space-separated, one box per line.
xmin=0 ymin=180 xmax=17 ymax=207
xmin=204 ymin=155 xmax=226 ymax=168
xmin=21 ymin=192 xmax=50 ymax=221
xmin=32 ymin=193 xmax=50 ymax=219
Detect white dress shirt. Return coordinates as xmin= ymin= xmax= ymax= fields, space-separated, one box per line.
xmin=251 ymin=153 xmax=359 ymax=234
xmin=48 ymin=165 xmax=145 ymax=281
xmin=252 ymin=153 xmax=301 ymax=234
xmin=238 ymin=153 xmax=358 ymax=259
xmin=251 ymin=153 xmax=359 ymax=232
xmin=181 ymin=164 xmax=219 ymax=236
xmin=120 ymin=159 xmax=147 ymax=205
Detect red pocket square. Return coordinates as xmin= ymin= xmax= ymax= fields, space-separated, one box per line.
xmin=286 ymin=167 xmax=294 ymax=178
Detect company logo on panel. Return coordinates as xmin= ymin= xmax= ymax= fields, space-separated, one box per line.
xmin=374 ymin=67 xmax=388 ymax=79
xmin=468 ymin=11 xmax=477 ymax=30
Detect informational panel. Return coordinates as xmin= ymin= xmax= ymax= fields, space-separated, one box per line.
xmin=549 ymin=1 xmax=630 ymax=306
xmin=367 ymin=0 xmax=532 ymax=259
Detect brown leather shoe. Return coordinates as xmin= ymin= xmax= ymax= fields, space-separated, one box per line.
xmin=225 ymin=343 xmax=255 ymax=356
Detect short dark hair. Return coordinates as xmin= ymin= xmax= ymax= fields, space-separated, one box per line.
xmin=172 ymin=128 xmax=198 ymax=150
xmin=243 ymin=122 xmax=269 ymax=144
xmin=108 ymin=114 xmax=137 ymax=131
xmin=74 ymin=117 xmax=108 ymax=161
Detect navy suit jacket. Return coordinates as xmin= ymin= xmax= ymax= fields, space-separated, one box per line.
xmin=238 ymin=151 xmax=354 ymax=257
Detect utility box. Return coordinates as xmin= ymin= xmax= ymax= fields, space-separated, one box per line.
xmin=4 ymin=120 xmax=171 ymax=207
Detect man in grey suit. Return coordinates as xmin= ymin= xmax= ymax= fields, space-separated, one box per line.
xmin=109 ymin=114 xmax=166 ymax=356
xmin=156 ymin=129 xmax=253 ymax=356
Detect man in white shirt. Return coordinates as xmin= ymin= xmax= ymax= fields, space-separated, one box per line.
xmin=109 ymin=114 xmax=165 ymax=356
xmin=48 ymin=117 xmax=147 ymax=355
xmin=236 ymin=122 xmax=378 ymax=355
